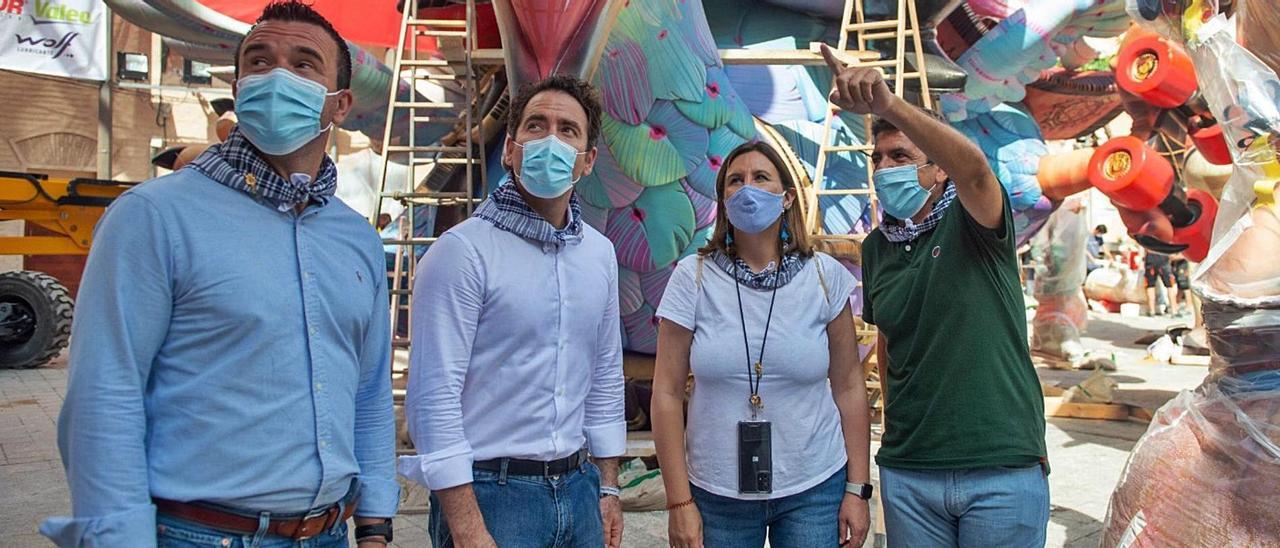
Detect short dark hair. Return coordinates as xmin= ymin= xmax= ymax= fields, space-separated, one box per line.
xmin=234 ymin=1 xmax=352 ymax=90
xmin=507 ymin=75 xmax=603 ymax=149
xmin=1095 ymin=224 xmax=1108 ymax=234
xmin=871 ymin=106 xmax=949 ymax=139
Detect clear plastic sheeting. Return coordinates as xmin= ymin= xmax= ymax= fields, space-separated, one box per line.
xmin=1104 ymin=7 xmax=1280 ymax=547
xmin=1031 ymin=202 xmax=1089 ymax=362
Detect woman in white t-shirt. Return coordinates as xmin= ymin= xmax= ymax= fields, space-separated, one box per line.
xmin=653 ymin=141 xmax=872 ymax=548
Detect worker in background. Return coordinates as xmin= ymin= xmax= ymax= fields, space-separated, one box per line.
xmin=1170 ymin=252 xmax=1192 ymax=317
xmin=42 ymin=2 xmax=398 ymax=547
xmin=1144 ymin=250 xmax=1174 ymax=316
xmin=823 ymin=44 xmax=1049 ymax=547
xmin=1087 ymin=224 xmax=1108 ymax=274
xmin=402 ymin=75 xmax=626 ymax=548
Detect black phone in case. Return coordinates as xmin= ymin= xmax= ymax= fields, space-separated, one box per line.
xmin=738 ymin=421 xmax=772 ymax=494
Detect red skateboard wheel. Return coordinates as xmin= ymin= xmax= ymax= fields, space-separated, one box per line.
xmin=1190 ymin=123 xmax=1233 ymax=166
xmin=1171 ymin=188 xmax=1218 ymax=262
xmin=1089 ymin=136 xmax=1174 ymax=211
xmin=1117 ymin=35 xmax=1198 ymax=109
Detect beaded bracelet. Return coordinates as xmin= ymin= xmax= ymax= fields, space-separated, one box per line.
xmin=665 ymin=497 xmax=696 ymax=510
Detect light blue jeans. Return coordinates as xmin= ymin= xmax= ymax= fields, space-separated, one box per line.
xmin=880 ymin=465 xmax=1049 ymax=548
xmin=689 ymin=469 xmax=845 ymax=548
xmin=429 ymin=461 xmax=604 ymax=548
xmin=156 ymin=514 xmax=347 ymax=548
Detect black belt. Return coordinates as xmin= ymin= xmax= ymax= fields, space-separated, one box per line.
xmin=474 ymin=449 xmax=587 ymax=477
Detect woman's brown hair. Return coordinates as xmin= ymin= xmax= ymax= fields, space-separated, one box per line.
xmin=698 ymin=141 xmax=813 ymax=257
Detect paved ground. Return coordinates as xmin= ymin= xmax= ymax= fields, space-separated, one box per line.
xmin=1 ymin=311 xmax=1202 ymax=547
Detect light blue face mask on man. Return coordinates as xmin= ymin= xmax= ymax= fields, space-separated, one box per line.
xmin=236 ymin=68 xmax=340 ymax=156
xmin=516 ymin=135 xmax=585 ymax=199
xmin=873 ymin=163 xmax=936 ymax=220
xmin=725 ymin=185 xmax=786 ymax=234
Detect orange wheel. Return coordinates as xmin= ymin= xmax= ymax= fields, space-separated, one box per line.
xmin=1171 ymin=188 xmax=1218 ymax=262
xmin=1116 ymin=35 xmax=1198 ymax=109
xmin=1190 ymin=123 xmax=1232 ymax=165
xmin=1088 ymin=136 xmax=1174 ymax=211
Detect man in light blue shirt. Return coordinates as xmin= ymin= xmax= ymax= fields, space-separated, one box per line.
xmin=400 ymin=75 xmax=627 ymax=548
xmin=41 ymin=2 xmax=397 ymax=546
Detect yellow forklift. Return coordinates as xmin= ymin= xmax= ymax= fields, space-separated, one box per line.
xmin=0 ymin=171 xmax=134 ymax=368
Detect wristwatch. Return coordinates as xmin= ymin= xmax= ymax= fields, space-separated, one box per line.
xmin=845 ymin=482 xmax=874 ymax=501
xmin=599 ymin=485 xmax=621 ymax=499
xmin=355 ymin=519 xmax=393 ymax=544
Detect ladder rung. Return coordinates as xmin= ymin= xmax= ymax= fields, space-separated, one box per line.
xmin=390 ymin=289 xmax=413 ymax=296
xmin=823 ymin=144 xmax=875 ymax=153
xmin=409 ymin=18 xmax=468 ymax=27
xmin=384 ymin=145 xmax=469 ymax=154
xmin=400 ymin=59 xmax=451 ymax=67
xmin=436 ymin=157 xmax=482 ymax=165
xmin=413 ymin=73 xmax=460 ymax=81
xmin=384 ymin=238 xmax=439 ymax=245
xmin=846 ymin=20 xmax=903 ymax=32
xmin=815 ymin=189 xmax=874 ymax=196
xmin=863 ymin=29 xmax=916 ymax=40
xmin=859 ymin=59 xmax=900 ymax=68
xmin=392 ymin=101 xmax=459 ymax=109
xmin=412 ymin=116 xmax=465 ymax=124
xmin=415 ymin=29 xmax=468 ymax=38
xmin=381 ymin=191 xmax=472 ymax=199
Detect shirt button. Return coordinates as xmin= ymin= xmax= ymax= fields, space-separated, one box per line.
xmin=314 ymin=383 xmax=322 ymax=392
xmin=905 ymin=244 xmax=912 ymax=252
xmin=319 ymin=440 xmax=327 ymax=449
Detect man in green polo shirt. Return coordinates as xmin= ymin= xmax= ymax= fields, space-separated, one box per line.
xmin=822 ymin=46 xmax=1048 ymax=547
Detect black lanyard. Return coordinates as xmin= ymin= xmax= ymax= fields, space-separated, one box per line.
xmin=733 ymin=262 xmax=780 ymax=417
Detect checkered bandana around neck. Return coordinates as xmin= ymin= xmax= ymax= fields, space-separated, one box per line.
xmin=711 ymin=250 xmax=807 ymax=290
xmin=880 ymin=182 xmax=957 ymax=243
xmin=186 ymin=127 xmax=338 ymax=211
xmin=473 ymin=180 xmax=584 ymax=246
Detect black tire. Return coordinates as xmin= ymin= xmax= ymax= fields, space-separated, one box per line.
xmin=0 ymin=271 xmax=73 ymax=369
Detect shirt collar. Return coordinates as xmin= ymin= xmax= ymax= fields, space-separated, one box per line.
xmin=711 ymin=251 xmax=807 ymax=290
xmin=186 ymin=127 xmax=338 ymax=211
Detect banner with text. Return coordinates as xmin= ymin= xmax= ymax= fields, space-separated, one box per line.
xmin=0 ymin=0 xmax=107 ymax=81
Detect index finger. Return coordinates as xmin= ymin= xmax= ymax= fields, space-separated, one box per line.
xmin=820 ymin=43 xmax=846 ymax=73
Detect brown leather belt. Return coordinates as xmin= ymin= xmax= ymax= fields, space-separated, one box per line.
xmin=154 ymin=496 xmax=359 ymax=540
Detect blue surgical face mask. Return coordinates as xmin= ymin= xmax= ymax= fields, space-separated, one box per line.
xmin=873 ymin=164 xmax=934 ymax=220
xmin=725 ymin=185 xmax=786 ymax=234
xmin=515 ymin=135 xmax=584 ymax=199
xmin=236 ymin=68 xmax=339 ymax=156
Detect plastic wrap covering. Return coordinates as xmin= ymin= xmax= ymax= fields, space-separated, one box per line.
xmin=1031 ymin=202 xmax=1090 ymax=361
xmin=1103 ymin=8 xmax=1280 ymax=546
xmin=1102 ymin=345 xmax=1280 ymax=546
xmin=1085 ymin=265 xmax=1147 ymax=304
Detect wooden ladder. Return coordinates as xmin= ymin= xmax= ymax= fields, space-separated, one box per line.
xmin=806 ymin=0 xmax=935 ymax=238
xmin=375 ymin=0 xmax=485 ymax=351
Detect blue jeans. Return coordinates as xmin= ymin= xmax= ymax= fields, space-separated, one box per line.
xmin=429 ymin=462 xmax=603 ymax=547
xmin=880 ymin=465 xmax=1049 ymax=548
xmin=689 ymin=469 xmax=845 ymax=548
xmin=156 ymin=514 xmax=348 ymax=548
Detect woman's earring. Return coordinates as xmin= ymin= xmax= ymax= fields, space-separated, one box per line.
xmin=780 ymin=219 xmax=791 ymax=243
xmin=726 ymin=230 xmax=735 ymax=246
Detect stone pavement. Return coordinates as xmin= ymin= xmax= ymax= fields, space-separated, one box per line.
xmin=1 ymin=310 xmax=1201 ymax=547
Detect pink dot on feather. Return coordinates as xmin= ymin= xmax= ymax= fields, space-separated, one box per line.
xmin=632 ymin=207 xmax=647 ymax=222
xmin=707 ymin=82 xmax=720 ymax=98
xmin=649 ymin=125 xmax=667 ymax=140
xmin=709 ymin=155 xmax=723 ymax=169
xmin=658 ymin=29 xmax=669 ymax=40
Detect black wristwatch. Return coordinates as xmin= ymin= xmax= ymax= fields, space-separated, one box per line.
xmin=845 ymin=482 xmax=874 ymax=501
xmin=355 ymin=519 xmax=393 ymax=544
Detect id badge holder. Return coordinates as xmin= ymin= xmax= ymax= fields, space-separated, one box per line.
xmin=737 ymin=420 xmax=773 ymax=494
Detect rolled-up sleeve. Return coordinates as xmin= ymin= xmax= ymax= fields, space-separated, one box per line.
xmin=353 ymin=265 xmax=400 ymax=517
xmin=398 ymin=233 xmax=484 ymax=490
xmin=584 ymin=258 xmax=626 ymax=458
xmin=40 ymin=194 xmax=172 ymax=547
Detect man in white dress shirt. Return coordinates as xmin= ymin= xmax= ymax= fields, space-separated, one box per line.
xmin=401 ymin=75 xmax=626 ymax=548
